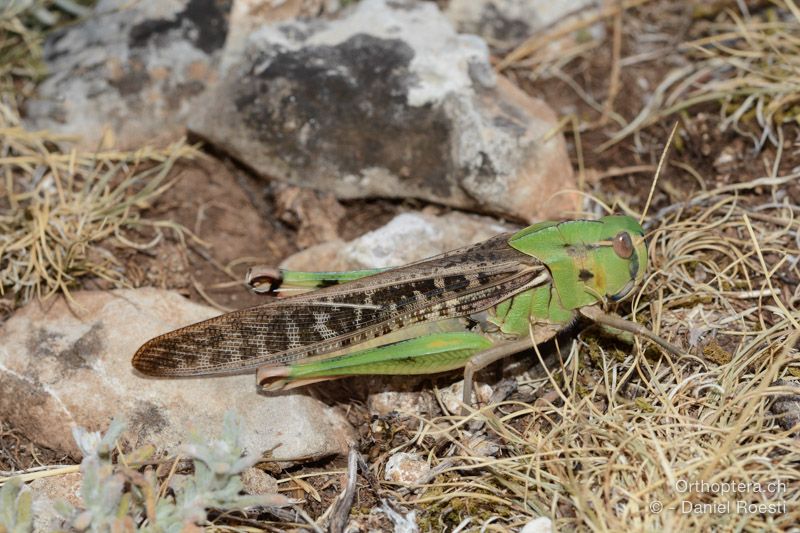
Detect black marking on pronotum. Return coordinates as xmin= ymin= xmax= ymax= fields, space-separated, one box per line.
xmin=578 ymin=269 xmax=594 ymax=282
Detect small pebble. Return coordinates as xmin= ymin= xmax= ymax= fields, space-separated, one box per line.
xmin=385 ymin=453 xmax=430 ymax=485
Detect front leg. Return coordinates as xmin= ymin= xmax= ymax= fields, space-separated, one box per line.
xmin=461 ymin=338 xmax=535 ymax=415
xmin=579 ymin=305 xmax=684 ymax=356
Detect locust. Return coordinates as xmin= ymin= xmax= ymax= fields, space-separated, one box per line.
xmin=133 ymin=215 xmax=678 ymax=410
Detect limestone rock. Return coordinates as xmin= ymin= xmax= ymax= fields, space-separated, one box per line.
xmin=0 ymin=289 xmax=354 ymax=462
xmin=520 ymin=517 xmax=554 ymax=533
xmin=30 ymin=472 xmax=82 ymax=533
xmin=189 ymin=0 xmax=576 ymax=222
xmin=367 ymin=390 xmax=435 ymax=419
xmin=440 ymin=380 xmax=494 ymax=415
xmin=281 ymin=211 xmax=517 ymax=272
xmin=384 ymin=452 xmax=430 ymax=485
xmin=25 ymin=0 xmax=232 ymax=149
xmin=241 ymin=467 xmax=279 ymax=495
xmin=446 ymin=0 xmax=600 ymax=49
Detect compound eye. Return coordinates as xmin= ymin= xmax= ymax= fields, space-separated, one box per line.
xmin=612 ymin=231 xmax=634 ymax=259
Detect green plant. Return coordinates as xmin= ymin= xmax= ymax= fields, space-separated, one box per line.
xmin=0 ymin=477 xmax=33 ymax=533
xmin=55 ymin=413 xmax=291 ymax=531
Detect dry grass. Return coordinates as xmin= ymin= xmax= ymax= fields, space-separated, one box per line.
xmin=501 ymin=0 xmax=800 ymax=152
xmin=597 ymin=3 xmax=800 ymax=152
xmin=0 ymin=2 xmax=45 ymax=95
xmin=0 ymin=129 xmax=197 ymax=306
xmin=0 ymin=2 xmax=198 ymax=310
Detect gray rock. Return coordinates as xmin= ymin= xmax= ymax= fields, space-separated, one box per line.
xmin=440 ymin=380 xmax=494 ymax=415
xmin=447 ymin=0 xmax=600 ymax=49
xmin=25 ymin=0 xmax=233 ymax=149
xmin=241 ymin=467 xmax=279 ymax=495
xmin=223 ymin=0 xmax=342 ymax=72
xmin=520 ymin=517 xmax=554 ymax=533
xmin=189 ymin=0 xmax=576 ymax=222
xmin=367 ymin=390 xmax=435 ymax=419
xmin=770 ymin=380 xmax=800 ymax=434
xmin=384 ymin=452 xmax=429 ymax=485
xmin=0 ymin=289 xmax=354 ymax=462
xmin=281 ymin=210 xmax=517 ymax=272
xmin=30 ymin=472 xmax=81 ymax=533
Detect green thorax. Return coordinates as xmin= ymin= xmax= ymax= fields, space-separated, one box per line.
xmin=489 ymin=284 xmax=575 ymax=336
xmin=507 ymin=215 xmax=647 ymax=310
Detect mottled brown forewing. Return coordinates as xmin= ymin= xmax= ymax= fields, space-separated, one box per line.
xmin=132 ymin=234 xmax=548 ymax=376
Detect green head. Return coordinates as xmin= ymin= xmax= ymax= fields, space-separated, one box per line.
xmin=508 ymin=215 xmax=647 ymax=310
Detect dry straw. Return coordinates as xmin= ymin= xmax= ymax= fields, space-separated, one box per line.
xmin=0 ymin=126 xmax=197 ymax=306
xmin=502 ymin=0 xmax=800 ymax=153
